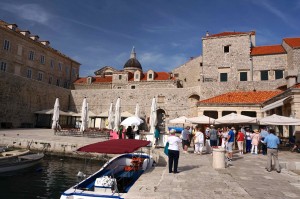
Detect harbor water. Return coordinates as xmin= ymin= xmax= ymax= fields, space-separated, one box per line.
xmin=0 ymin=154 xmax=105 ymax=199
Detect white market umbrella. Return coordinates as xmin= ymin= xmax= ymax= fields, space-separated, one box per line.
xmin=134 ymin=103 xmax=140 ymax=131
xmin=135 ymin=103 xmax=140 ymax=117
xmin=169 ymin=116 xmax=188 ymax=124
xmin=215 ymin=113 xmax=257 ymax=124
xmin=149 ymin=97 xmax=157 ymax=134
xmin=259 ymin=114 xmax=300 ymax=125
xmin=51 ymin=98 xmax=61 ymax=131
xmin=107 ymin=102 xmax=114 ymax=129
xmin=121 ymin=116 xmax=144 ymax=126
xmin=186 ymin=115 xmax=215 ymax=124
xmin=80 ymin=97 xmax=88 ymax=132
xmin=113 ymin=97 xmax=121 ymax=131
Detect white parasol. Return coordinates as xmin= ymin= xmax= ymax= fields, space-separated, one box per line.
xmin=134 ymin=103 xmax=140 ymax=131
xmin=113 ymin=97 xmax=121 ymax=131
xmin=121 ymin=116 xmax=144 ymax=126
xmin=107 ymin=102 xmax=114 ymax=129
xmin=51 ymin=98 xmax=61 ymax=131
xmin=80 ymin=97 xmax=88 ymax=132
xmin=149 ymin=97 xmax=157 ymax=134
xmin=186 ymin=115 xmax=215 ymax=124
xmin=169 ymin=116 xmax=188 ymax=124
xmin=259 ymin=114 xmax=300 ymax=125
xmin=215 ymin=113 xmax=257 ymax=124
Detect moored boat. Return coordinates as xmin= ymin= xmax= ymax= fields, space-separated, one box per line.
xmin=0 ymin=152 xmax=44 ymax=173
xmin=60 ymin=139 xmax=153 ymax=199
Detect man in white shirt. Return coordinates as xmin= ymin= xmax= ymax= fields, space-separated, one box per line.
xmin=167 ymin=129 xmax=182 ymax=173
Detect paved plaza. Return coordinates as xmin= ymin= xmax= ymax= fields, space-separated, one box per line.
xmin=125 ymin=148 xmax=300 ymax=199
xmin=0 ymin=129 xmax=299 ymax=198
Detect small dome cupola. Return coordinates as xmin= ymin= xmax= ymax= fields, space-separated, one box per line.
xmin=124 ymin=47 xmax=142 ymax=72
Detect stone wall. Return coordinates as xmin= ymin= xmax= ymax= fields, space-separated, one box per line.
xmin=70 ymin=86 xmax=201 ymax=121
xmin=172 ymin=56 xmax=202 ymax=87
xmin=0 ymin=71 xmax=70 ymax=128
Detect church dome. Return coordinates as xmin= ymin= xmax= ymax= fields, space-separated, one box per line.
xmin=124 ymin=58 xmax=142 ymax=69
xmin=123 ymin=47 xmax=142 ymax=71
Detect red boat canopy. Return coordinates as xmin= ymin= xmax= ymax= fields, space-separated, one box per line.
xmin=77 ymin=139 xmax=151 ymax=154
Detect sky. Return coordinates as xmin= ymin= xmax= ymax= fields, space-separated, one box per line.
xmin=0 ymin=0 xmax=299 ymax=77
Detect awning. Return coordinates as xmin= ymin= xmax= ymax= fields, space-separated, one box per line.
xmin=35 ymin=109 xmax=71 ymax=116
xmin=77 ymin=139 xmax=151 ymax=154
xmin=261 ymin=97 xmax=289 ymax=112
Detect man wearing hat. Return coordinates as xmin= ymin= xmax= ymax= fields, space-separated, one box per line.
xmin=167 ymin=129 xmax=182 ymax=174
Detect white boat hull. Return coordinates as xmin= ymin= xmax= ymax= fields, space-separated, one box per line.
xmin=60 ymin=153 xmax=153 ymax=199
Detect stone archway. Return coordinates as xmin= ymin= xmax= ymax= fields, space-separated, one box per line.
xmin=188 ymin=94 xmax=200 ymax=116
xmin=157 ymin=108 xmax=166 ymax=131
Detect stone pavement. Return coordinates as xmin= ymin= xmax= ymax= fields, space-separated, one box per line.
xmin=124 ymin=148 xmax=300 ymax=199
xmin=0 ymin=129 xmax=299 ymax=198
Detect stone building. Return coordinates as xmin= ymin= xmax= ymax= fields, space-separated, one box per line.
xmin=1 ymin=18 xmax=300 ymax=135
xmin=0 ymin=20 xmax=80 ymax=128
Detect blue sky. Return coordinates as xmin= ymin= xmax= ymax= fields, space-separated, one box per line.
xmin=0 ymin=0 xmax=299 ymax=77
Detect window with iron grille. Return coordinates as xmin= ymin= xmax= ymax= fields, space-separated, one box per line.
xmin=0 ymin=62 xmax=7 ymax=71
xmin=3 ymin=40 xmax=10 ymax=50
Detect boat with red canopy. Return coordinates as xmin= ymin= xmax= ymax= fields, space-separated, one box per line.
xmin=60 ymin=139 xmax=153 ymax=199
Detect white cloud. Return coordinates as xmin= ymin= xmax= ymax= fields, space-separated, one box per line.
xmin=0 ymin=3 xmax=50 ymax=24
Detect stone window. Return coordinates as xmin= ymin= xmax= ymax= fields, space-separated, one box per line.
xmin=200 ymin=62 xmax=203 ymax=66
xmin=260 ymin=70 xmax=269 ymax=81
xmin=220 ymin=73 xmax=228 ymax=82
xmin=149 ymin=73 xmax=153 ymax=79
xmin=240 ymin=72 xmax=248 ymax=81
xmin=174 ymin=73 xmax=179 ymax=77
xmin=119 ymin=75 xmax=122 ymax=80
xmin=275 ymin=70 xmax=283 ymax=79
xmin=72 ymin=68 xmax=77 ymax=77
xmin=27 ymin=69 xmax=32 ymax=78
xmin=40 ymin=55 xmax=45 ymax=64
xmin=224 ymin=45 xmax=230 ymax=53
xmin=58 ymin=63 xmax=62 ymax=71
xmin=0 ymin=62 xmax=7 ymax=72
xmin=48 ymin=76 xmax=53 ymax=84
xmin=131 ymin=85 xmax=136 ymax=89
xmin=117 ymin=86 xmax=121 ymax=89
xmin=17 ymin=45 xmax=23 ymax=55
xmin=56 ymin=79 xmax=60 ymax=86
xmin=29 ymin=51 xmax=34 ymax=60
xmin=50 ymin=60 xmax=54 ymax=69
xmin=3 ymin=40 xmax=10 ymax=50
xmin=37 ymin=72 xmax=43 ymax=81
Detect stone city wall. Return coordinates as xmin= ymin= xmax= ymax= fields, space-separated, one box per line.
xmin=70 ymin=87 xmax=201 ymax=120
xmin=0 ymin=71 xmax=70 ymax=128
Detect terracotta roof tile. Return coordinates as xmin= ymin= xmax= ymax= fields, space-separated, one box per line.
xmin=251 ymin=45 xmax=286 ymax=56
xmin=74 ymin=76 xmax=112 ymax=84
xmin=283 ymin=37 xmax=300 ymax=49
xmin=206 ymin=31 xmax=255 ymax=38
xmin=291 ymin=83 xmax=300 ymax=89
xmin=198 ymin=90 xmax=282 ymax=105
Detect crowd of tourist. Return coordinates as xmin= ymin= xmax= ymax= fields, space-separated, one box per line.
xmin=166 ymin=124 xmax=282 ymax=174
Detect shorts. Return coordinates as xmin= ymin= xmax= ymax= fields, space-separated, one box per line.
xmin=182 ymin=140 xmax=189 ymax=148
xmin=237 ymin=141 xmax=244 ymax=150
xmin=227 ymin=142 xmax=233 ymax=152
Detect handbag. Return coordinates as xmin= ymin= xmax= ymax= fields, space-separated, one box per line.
xmin=164 ymin=142 xmax=169 ymax=155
